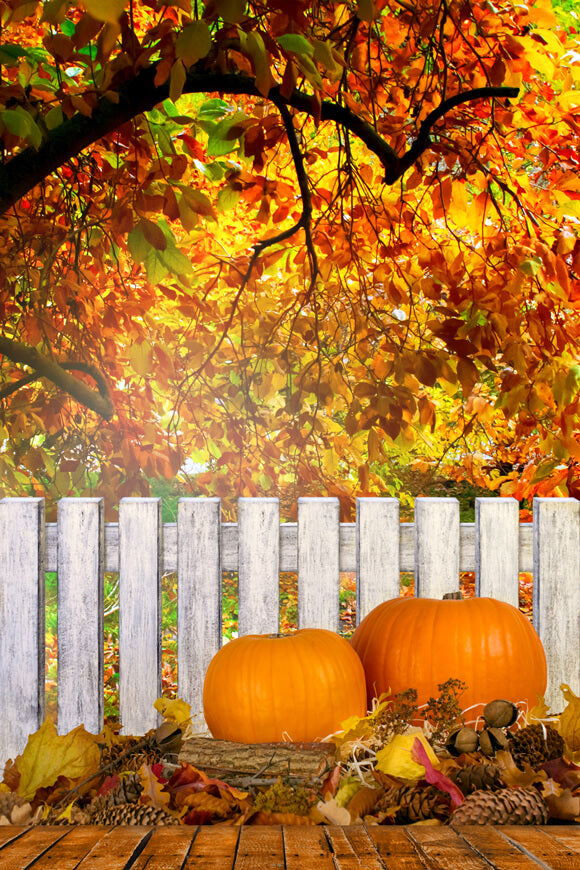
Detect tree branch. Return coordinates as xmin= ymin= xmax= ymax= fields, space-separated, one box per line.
xmin=0 ymin=336 xmax=114 ymax=418
xmin=0 ymin=58 xmax=519 ymax=213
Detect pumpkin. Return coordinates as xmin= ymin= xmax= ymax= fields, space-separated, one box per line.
xmin=203 ymin=628 xmax=367 ymax=743
xmin=350 ymin=596 xmax=547 ymax=719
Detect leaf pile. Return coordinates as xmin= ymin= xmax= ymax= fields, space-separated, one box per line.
xmin=1 ymin=687 xmax=579 ymax=827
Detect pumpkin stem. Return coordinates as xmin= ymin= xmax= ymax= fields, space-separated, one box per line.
xmin=442 ymin=591 xmax=463 ymax=600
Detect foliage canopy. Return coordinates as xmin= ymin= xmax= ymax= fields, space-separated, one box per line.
xmin=0 ymin=0 xmax=579 ymax=515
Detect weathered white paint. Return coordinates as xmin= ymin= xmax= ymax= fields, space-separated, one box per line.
xmin=57 ymin=498 xmax=104 ymax=735
xmin=475 ymin=497 xmax=520 ymax=607
xmin=297 ymin=497 xmax=340 ymax=630
xmin=42 ymin=518 xmax=537 ymax=573
xmin=118 ymin=498 xmax=162 ymax=735
xmin=238 ymin=498 xmax=280 ymax=636
xmin=0 ymin=498 xmax=45 ymax=762
xmin=356 ymin=497 xmax=400 ymax=622
xmin=415 ymin=497 xmax=460 ymax=598
xmin=0 ymin=494 xmax=578 ymax=766
xmin=533 ymin=498 xmax=580 ymax=709
xmin=177 ymin=498 xmax=221 ymax=721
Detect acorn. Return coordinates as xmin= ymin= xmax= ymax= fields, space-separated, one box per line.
xmin=483 ymin=700 xmax=518 ymax=729
xmin=478 ymin=727 xmax=510 ymax=756
xmin=446 ymin=727 xmax=480 ymax=756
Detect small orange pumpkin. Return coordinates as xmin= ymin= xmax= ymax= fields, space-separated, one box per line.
xmin=350 ymin=596 xmax=547 ymax=718
xmin=203 ymin=628 xmax=367 ymax=743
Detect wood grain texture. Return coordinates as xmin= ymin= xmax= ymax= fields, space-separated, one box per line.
xmin=533 ymin=497 xmax=580 ymax=708
xmin=406 ymin=826 xmax=497 ymax=869
xmin=415 ymin=497 xmax=460 ymax=598
xmin=57 ymin=498 xmax=104 ymax=735
xmin=183 ymin=826 xmax=238 ymax=869
xmin=0 ymin=826 xmax=578 ymax=869
xmin=453 ymin=825 xmax=561 ymax=869
xmin=177 ymin=498 xmax=221 ymax=723
xmin=238 ymin=498 xmax=279 ymax=636
xmin=119 ymin=498 xmax=162 ymax=735
xmin=475 ymin=498 xmax=519 ymax=607
xmin=297 ymin=498 xmax=340 ymax=630
xmin=356 ymin=497 xmax=400 ymax=622
xmin=0 ymin=498 xmax=45 ymax=763
xmin=501 ymin=825 xmax=580 ymax=870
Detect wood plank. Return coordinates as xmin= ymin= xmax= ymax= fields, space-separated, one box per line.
xmin=542 ymin=825 xmax=580 ymax=853
xmin=129 ymin=826 xmax=194 ymax=869
xmin=57 ymin=498 xmax=104 ymax=735
xmin=177 ymin=497 xmax=221 ymax=725
xmin=297 ymin=498 xmax=340 ymax=631
xmin=368 ymin=826 xmax=440 ymax=869
xmin=501 ymin=825 xmax=580 ymax=870
xmin=0 ymin=826 xmax=70 ymax=869
xmin=238 ymin=498 xmax=279 ymax=636
xmin=415 ymin=498 xmax=460 ymax=598
xmin=406 ymin=826 xmax=499 ymax=869
xmin=234 ymin=826 xmax=285 ymax=869
xmin=324 ymin=826 xmax=386 ymax=869
xmin=283 ymin=826 xmax=335 ymax=870
xmin=475 ymin=498 xmax=519 ymax=607
xmin=356 ymin=497 xmax=400 ymax=623
xmin=71 ymin=826 xmax=155 ymax=868
xmin=0 ymin=498 xmax=45 ymax=764
xmin=533 ymin=497 xmax=580 ymax=709
xmin=453 ymin=825 xmax=554 ymax=869
xmin=20 ymin=826 xmax=109 ymax=869
xmin=119 ymin=498 xmax=162 ymax=735
xmin=183 ymin=826 xmax=238 ymax=869
xmin=0 ymin=827 xmax=28 ymax=848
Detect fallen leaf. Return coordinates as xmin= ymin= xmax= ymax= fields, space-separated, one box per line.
xmin=410 ymin=738 xmax=464 ymax=807
xmin=558 ymin=684 xmax=580 ymax=760
xmin=17 ymin=718 xmax=101 ymax=801
xmin=375 ymin=730 xmax=439 ymax=780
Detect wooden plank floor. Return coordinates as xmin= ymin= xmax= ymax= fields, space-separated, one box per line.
xmin=0 ymin=825 xmax=577 ymax=869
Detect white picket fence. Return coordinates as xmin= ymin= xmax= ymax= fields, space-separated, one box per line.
xmin=0 ymin=495 xmax=579 ymax=766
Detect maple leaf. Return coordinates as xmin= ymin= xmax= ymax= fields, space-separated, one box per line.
xmin=16 ymin=717 xmax=101 ymax=801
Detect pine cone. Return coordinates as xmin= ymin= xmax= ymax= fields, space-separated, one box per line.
xmin=378 ymin=785 xmax=451 ymax=823
xmin=450 ymin=787 xmax=548 ymax=825
xmin=509 ymin=724 xmax=565 ymax=770
xmin=451 ymin=762 xmax=502 ymax=795
xmin=89 ymin=773 xmax=143 ymax=817
xmin=90 ymin=802 xmax=178 ymax=826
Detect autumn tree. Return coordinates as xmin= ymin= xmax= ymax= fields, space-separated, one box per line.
xmin=0 ymin=0 xmax=579 ymax=516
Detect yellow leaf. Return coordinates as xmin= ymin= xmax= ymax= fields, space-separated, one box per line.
xmin=17 ymin=717 xmax=101 ymax=801
xmin=559 ymin=684 xmax=580 ymax=759
xmin=82 ymin=0 xmax=126 ymax=23
xmin=175 ymin=20 xmax=212 ymax=68
xmin=154 ymin=696 xmax=191 ymax=725
xmin=138 ymin=763 xmax=171 ymax=808
xmin=129 ymin=340 xmax=154 ymax=377
xmin=375 ymin=730 xmax=439 ymax=780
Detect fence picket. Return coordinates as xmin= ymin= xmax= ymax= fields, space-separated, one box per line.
xmin=297 ymin=498 xmax=340 ymax=631
xmin=475 ymin=497 xmax=519 ymax=607
xmin=533 ymin=498 xmax=580 ymax=709
xmin=0 ymin=498 xmax=45 ymax=761
xmin=415 ymin=498 xmax=460 ymax=598
xmin=356 ymin=497 xmax=400 ymax=622
xmin=238 ymin=498 xmax=280 ymax=636
xmin=177 ymin=498 xmax=221 ymax=725
xmin=57 ymin=498 xmax=104 ymax=735
xmin=119 ymin=498 xmax=162 ymax=735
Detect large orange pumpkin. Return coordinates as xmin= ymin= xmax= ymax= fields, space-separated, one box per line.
xmin=203 ymin=628 xmax=367 ymax=743
xmin=350 ymin=596 xmax=547 ymax=719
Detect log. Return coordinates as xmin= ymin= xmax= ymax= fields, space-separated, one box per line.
xmin=178 ymin=737 xmax=337 ymax=781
